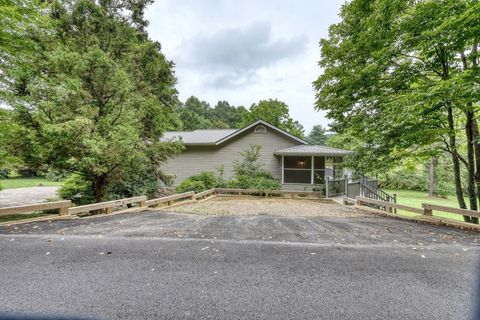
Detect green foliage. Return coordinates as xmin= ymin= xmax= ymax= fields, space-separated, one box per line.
xmin=231 ymin=145 xmax=279 ymax=190
xmin=1 ymin=0 xmax=183 ymax=203
xmin=0 ymin=0 xmax=47 ymax=56
xmin=377 ymin=154 xmax=468 ymax=197
xmin=313 ymin=0 xmax=480 ymax=215
xmin=227 ymin=175 xmax=279 ymax=190
xmin=59 ymin=174 xmax=95 ymax=206
xmin=307 ymin=125 xmax=328 ymax=145
xmin=211 ymin=101 xmax=247 ymax=128
xmin=233 ymin=145 xmax=265 ymax=177
xmin=175 ymin=96 xmax=247 ymax=130
xmin=0 ymin=169 xmax=9 ymax=179
xmin=176 ymin=172 xmax=219 ymax=193
xmin=240 ymin=99 xmax=305 ymax=138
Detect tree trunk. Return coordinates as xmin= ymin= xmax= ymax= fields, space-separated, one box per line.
xmin=94 ymin=174 xmax=108 ymax=203
xmin=428 ymin=158 xmax=436 ymax=197
xmin=471 ymin=119 xmax=480 ymax=224
xmin=465 ymin=110 xmax=477 ymax=218
xmin=447 ymin=107 xmax=467 ymax=211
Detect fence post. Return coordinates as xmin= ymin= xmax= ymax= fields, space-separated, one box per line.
xmin=325 ymin=177 xmax=330 ymax=198
xmin=59 ymin=207 xmax=69 ymax=216
xmin=422 ymin=204 xmax=432 ymax=216
xmin=393 ymin=193 xmax=397 ymax=214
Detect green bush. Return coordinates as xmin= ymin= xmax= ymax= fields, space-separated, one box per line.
xmin=176 ymin=172 xmax=219 ymax=193
xmin=45 ymin=169 xmax=70 ymax=182
xmin=0 ymin=168 xmax=9 ymax=179
xmin=228 ymin=175 xmax=280 ymax=190
xmin=176 ymin=180 xmax=209 ymax=193
xmin=59 ymin=174 xmax=95 ymax=205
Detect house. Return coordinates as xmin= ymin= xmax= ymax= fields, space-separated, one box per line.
xmin=161 ymin=120 xmax=352 ymax=191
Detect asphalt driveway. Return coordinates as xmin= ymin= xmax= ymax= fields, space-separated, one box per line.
xmin=1 ymin=208 xmax=479 ymax=320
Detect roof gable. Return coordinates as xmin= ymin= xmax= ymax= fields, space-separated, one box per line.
xmin=162 ymin=120 xmax=308 ymax=146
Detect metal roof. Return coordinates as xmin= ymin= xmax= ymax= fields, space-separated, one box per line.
xmin=162 ymin=129 xmax=237 ymax=145
xmin=161 ymin=120 xmax=309 ymax=146
xmin=274 ymin=145 xmax=353 ymax=156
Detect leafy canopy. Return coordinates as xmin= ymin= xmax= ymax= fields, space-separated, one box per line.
xmin=240 ymin=99 xmax=305 ymax=138
xmin=1 ymin=0 xmax=183 ymax=202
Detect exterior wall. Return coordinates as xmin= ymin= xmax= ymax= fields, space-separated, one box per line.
xmin=162 ymin=127 xmax=300 ymax=185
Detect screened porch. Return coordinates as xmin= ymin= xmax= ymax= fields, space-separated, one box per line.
xmin=274 ymin=145 xmax=353 ymax=196
xmin=281 ymin=156 xmax=344 ymax=184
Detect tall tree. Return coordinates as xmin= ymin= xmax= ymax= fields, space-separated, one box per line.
xmin=211 ymin=101 xmax=247 ymax=128
xmin=1 ymin=0 xmax=183 ymax=203
xmin=314 ymin=0 xmax=479 ymax=223
xmin=176 ymin=96 xmax=212 ymax=130
xmin=307 ymin=125 xmax=328 ymax=145
xmin=240 ymin=99 xmax=305 ymax=138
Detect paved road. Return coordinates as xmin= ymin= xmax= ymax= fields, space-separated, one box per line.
xmin=1 ymin=210 xmax=479 ymax=320
xmin=0 ymin=187 xmax=60 ymax=207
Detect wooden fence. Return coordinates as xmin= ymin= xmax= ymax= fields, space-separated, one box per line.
xmin=145 ymin=191 xmax=195 ymax=206
xmin=68 ymin=196 xmax=147 ymax=215
xmin=0 ymin=200 xmax=72 ymax=217
xmin=355 ymin=196 xmax=480 ymax=221
xmin=0 ymin=188 xmax=325 ymax=223
xmin=214 ymin=188 xmax=322 ymax=199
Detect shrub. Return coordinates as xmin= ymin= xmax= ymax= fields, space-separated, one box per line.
xmin=228 ymin=175 xmax=279 ymax=190
xmin=228 ymin=145 xmax=280 ymax=190
xmin=176 ymin=180 xmax=208 ymax=193
xmin=233 ymin=145 xmax=265 ymax=176
xmin=59 ymin=174 xmax=95 ymax=205
xmin=176 ymin=172 xmax=219 ymax=193
xmin=0 ymin=168 xmax=9 ymax=179
xmin=45 ymin=169 xmax=69 ymax=182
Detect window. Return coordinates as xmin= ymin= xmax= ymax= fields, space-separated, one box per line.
xmin=283 ymin=156 xmax=311 ymax=184
xmin=254 ymin=125 xmax=267 ymax=134
xmin=282 ymin=156 xmax=344 ymax=184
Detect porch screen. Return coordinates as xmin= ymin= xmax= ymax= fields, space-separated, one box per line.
xmin=283 ymin=156 xmax=311 ymax=183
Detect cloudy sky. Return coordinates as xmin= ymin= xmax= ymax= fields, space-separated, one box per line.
xmin=145 ymin=0 xmax=345 ymax=132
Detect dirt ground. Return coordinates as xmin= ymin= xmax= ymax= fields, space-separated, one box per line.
xmin=162 ymin=195 xmax=372 ymax=217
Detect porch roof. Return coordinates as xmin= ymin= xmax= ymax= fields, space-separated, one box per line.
xmin=274 ymin=145 xmax=353 ymax=156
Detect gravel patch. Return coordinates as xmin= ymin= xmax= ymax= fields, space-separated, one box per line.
xmin=0 ymin=187 xmax=60 ymax=208
xmin=163 ymin=195 xmax=372 ymax=217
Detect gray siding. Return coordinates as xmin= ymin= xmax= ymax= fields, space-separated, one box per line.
xmin=162 ymin=126 xmax=300 ymax=185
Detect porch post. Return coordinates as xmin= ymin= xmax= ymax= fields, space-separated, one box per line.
xmin=311 ymin=156 xmax=314 ymax=184
xmin=281 ymin=155 xmax=284 ymax=184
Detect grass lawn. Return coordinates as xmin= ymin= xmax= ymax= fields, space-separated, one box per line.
xmin=0 ymin=177 xmax=62 ymax=189
xmin=383 ymin=189 xmax=470 ymax=222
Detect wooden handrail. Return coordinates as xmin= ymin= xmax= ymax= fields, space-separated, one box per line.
xmin=357 ymin=196 xmax=480 ymax=220
xmin=145 ymin=191 xmax=195 ymax=206
xmin=68 ymin=196 xmax=147 ymax=215
xmin=214 ymin=188 xmax=322 ymax=197
xmin=356 ymin=196 xmax=424 ymax=214
xmin=193 ymin=189 xmax=216 ymax=199
xmin=0 ymin=200 xmax=72 ymax=217
xmin=422 ymin=203 xmax=480 ymax=219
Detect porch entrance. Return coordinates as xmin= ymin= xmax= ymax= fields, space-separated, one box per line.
xmin=281 ymin=156 xmax=343 ymax=184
